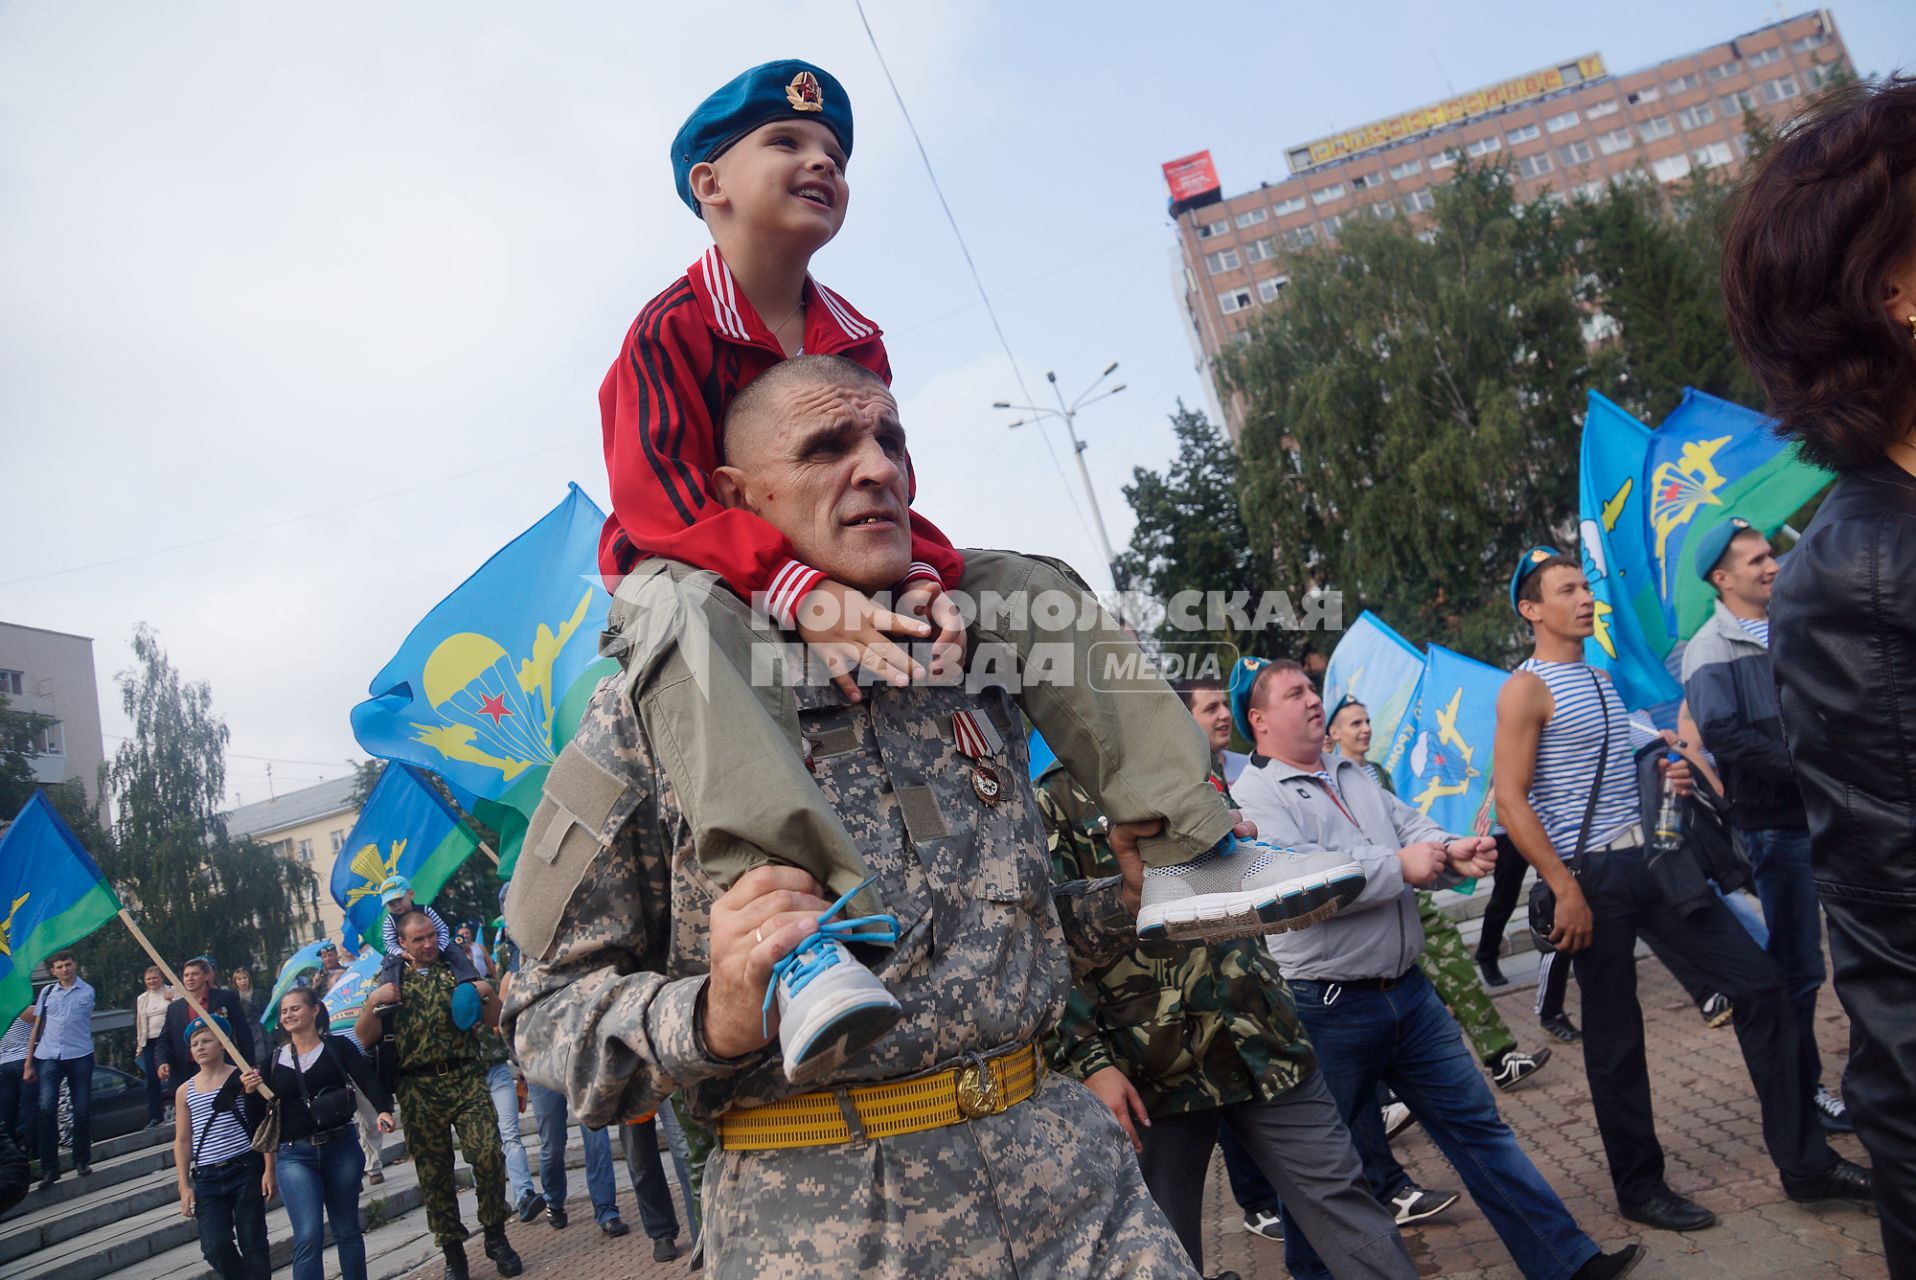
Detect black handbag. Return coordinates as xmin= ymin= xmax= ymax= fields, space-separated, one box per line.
xmin=1528 ymin=669 xmax=1611 ymax=954
xmin=297 ymin=1040 xmax=359 ymax=1132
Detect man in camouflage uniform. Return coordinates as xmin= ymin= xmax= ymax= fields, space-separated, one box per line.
xmin=358 ymin=911 xmax=522 ymax=1280
xmin=504 ymin=356 xmax=1240 ymax=1278
xmin=1039 ymin=758 xmax=1414 ymax=1280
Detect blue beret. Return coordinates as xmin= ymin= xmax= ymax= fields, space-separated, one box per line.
xmin=1509 ymin=545 xmax=1565 ymax=612
xmin=672 ymin=61 xmax=853 ymax=215
xmin=1229 ymin=656 xmax=1270 ymax=742
xmin=185 ymin=1012 xmax=233 ymax=1044
xmin=1693 ymin=516 xmax=1754 ymax=582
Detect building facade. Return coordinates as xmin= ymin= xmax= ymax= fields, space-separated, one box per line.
xmin=223 ymin=775 xmax=361 ymax=943
xmin=0 ymin=622 xmax=108 ymax=811
xmin=1168 ymin=9 xmax=1850 ymax=435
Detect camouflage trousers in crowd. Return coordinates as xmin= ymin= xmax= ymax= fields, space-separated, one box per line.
xmin=702 ymin=1074 xmax=1198 ymax=1279
xmin=396 ymin=1067 xmax=510 ymax=1247
xmin=1416 ymin=891 xmax=1517 ymax=1067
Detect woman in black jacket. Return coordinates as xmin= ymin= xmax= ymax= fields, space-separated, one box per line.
xmin=1721 ymin=75 xmax=1916 ymax=1277
xmin=240 ymin=988 xmax=393 ymax=1280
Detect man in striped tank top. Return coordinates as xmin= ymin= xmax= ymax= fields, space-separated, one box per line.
xmin=1493 ymin=547 xmax=1869 ymax=1233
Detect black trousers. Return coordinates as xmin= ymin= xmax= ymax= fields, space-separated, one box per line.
xmin=1570 ymin=845 xmax=1836 ymax=1205
xmin=1477 ymin=834 xmax=1529 ymax=964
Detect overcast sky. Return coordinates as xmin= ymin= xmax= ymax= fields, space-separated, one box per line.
xmin=5 ymin=1 xmax=1913 ymax=808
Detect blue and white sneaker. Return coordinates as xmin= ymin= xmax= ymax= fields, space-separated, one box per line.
xmin=1135 ymin=838 xmax=1366 ymax=942
xmin=767 ymin=881 xmax=902 ymax=1085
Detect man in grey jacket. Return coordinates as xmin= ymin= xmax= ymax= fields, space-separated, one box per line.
xmin=1681 ymin=517 xmax=1848 ymax=1133
xmin=1233 ymin=659 xmax=1644 ymax=1280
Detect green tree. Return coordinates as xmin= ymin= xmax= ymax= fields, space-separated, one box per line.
xmin=1226 ymin=163 xmax=1595 ymax=662
xmin=0 ymin=694 xmax=58 ymax=821
xmin=74 ymin=626 xmax=314 ymax=1014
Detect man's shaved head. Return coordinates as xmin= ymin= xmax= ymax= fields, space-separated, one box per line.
xmin=721 ymin=353 xmax=889 ymax=465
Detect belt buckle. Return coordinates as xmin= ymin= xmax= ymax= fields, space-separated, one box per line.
xmin=955 ymin=1054 xmax=1003 ymax=1120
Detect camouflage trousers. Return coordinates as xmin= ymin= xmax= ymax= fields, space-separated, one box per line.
xmin=1416 ymin=891 xmax=1517 ymax=1067
xmin=396 ymin=1067 xmax=509 ymax=1247
xmin=703 ymin=1073 xmax=1199 ymax=1279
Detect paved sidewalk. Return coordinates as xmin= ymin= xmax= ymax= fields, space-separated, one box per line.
xmin=402 ymin=958 xmax=1885 ymax=1280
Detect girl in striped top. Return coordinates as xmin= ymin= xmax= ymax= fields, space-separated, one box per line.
xmin=172 ymin=1015 xmax=272 ymax=1280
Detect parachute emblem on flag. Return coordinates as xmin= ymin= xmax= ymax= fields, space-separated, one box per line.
xmin=1408 ymin=688 xmax=1479 ymax=814
xmin=0 ymin=893 xmax=27 ymax=957
xmin=1650 ymin=435 xmax=1732 ymax=594
xmin=408 ymin=589 xmax=596 ymax=783
xmin=343 ymin=839 xmax=406 ymax=910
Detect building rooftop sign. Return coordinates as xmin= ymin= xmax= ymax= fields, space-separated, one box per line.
xmin=1286 ymin=53 xmax=1607 ymax=174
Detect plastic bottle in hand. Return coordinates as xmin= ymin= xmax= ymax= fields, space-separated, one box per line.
xmin=1650 ymin=751 xmax=1685 ymax=856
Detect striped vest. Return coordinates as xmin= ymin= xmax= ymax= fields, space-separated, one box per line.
xmin=1516 ymin=658 xmax=1639 ymax=857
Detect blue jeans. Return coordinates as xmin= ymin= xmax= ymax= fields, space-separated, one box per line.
xmin=1284 ymin=969 xmax=1597 ymax=1280
xmin=193 ymin=1151 xmax=271 ymax=1280
xmin=139 ymin=1043 xmax=168 ymax=1124
xmin=1742 ymin=826 xmax=1827 ymax=1090
xmin=36 ymin=1053 xmax=92 ymax=1172
xmin=528 ymin=1082 xmax=619 ymax=1221
xmin=277 ymin=1135 xmax=367 ymax=1280
xmin=484 ymin=1063 xmax=534 ymax=1203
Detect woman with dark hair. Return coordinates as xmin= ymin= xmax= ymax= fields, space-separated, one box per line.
xmin=240 ymin=988 xmax=394 ymax=1280
xmin=1721 ymin=74 xmax=1916 ymax=1274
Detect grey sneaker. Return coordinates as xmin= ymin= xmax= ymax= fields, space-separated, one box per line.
xmin=1700 ymin=993 xmax=1733 ymax=1028
xmin=1389 ymin=1184 xmax=1460 ymax=1225
xmin=1136 ymin=838 xmax=1366 ymax=942
xmin=1491 ymin=1046 xmax=1553 ymax=1091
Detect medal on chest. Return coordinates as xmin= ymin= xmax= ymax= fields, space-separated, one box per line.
xmin=952 ymin=709 xmax=1007 ymax=806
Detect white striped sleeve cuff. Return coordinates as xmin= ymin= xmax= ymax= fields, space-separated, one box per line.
xmin=903 ymin=561 xmax=941 ymax=585
xmin=765 ymin=559 xmax=828 ymax=629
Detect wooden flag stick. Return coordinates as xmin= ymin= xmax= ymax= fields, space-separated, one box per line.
xmin=478 ymin=841 xmax=500 ymax=868
xmin=116 ymin=909 xmax=275 ymax=1100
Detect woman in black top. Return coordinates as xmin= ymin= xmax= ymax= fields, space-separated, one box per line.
xmin=240 ymin=988 xmax=393 ymax=1280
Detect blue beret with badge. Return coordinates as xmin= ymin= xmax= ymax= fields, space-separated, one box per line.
xmin=1692 ymin=515 xmax=1754 ymax=582
xmin=1229 ymin=655 xmax=1270 ymax=743
xmin=1509 ymin=544 xmax=1565 ymax=612
xmin=672 ymin=60 xmax=853 ymax=215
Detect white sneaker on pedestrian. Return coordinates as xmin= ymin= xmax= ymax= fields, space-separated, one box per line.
xmin=1136 ymin=838 xmax=1366 ymax=943
xmin=1241 ymin=1209 xmax=1284 ymax=1241
xmin=1490 ymin=1046 xmax=1553 ymax=1091
xmin=1700 ymin=993 xmax=1733 ymax=1028
xmin=769 ymin=880 xmax=903 ymax=1085
xmin=1381 ymin=1101 xmax=1414 ymax=1141
xmin=1389 ymin=1184 xmax=1460 ymax=1226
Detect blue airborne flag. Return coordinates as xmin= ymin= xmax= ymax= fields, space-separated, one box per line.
xmin=0 ymin=793 xmax=123 ymax=1025
xmin=1324 ymin=612 xmax=1425 ymax=777
xmin=1391 ymin=646 xmax=1507 ymax=836
xmin=350 ymin=485 xmax=619 ymax=877
xmin=1579 ymin=391 xmax=1682 ymax=713
xmin=260 ymin=938 xmax=333 ymax=1029
xmin=329 ymin=764 xmax=482 ymax=948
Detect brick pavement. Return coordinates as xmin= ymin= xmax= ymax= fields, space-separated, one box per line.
xmin=402 ymin=957 xmax=1885 ymax=1279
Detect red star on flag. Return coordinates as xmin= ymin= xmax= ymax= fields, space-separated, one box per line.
xmin=477 ymin=693 xmax=513 ymax=725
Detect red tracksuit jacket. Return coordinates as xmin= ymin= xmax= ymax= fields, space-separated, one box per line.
xmin=597 ymin=246 xmax=963 ymax=624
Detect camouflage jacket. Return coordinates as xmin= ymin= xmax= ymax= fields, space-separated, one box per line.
xmin=500 ymin=645 xmax=1140 ymax=1127
xmin=394 ymin=959 xmax=486 ymax=1069
xmin=1038 ymin=761 xmax=1316 ymax=1116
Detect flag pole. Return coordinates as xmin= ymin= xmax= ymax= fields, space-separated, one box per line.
xmin=116 ymin=909 xmax=275 ymax=1100
xmin=478 ymin=842 xmax=500 ymax=868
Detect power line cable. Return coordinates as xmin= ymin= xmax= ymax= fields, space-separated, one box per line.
xmin=851 ymin=0 xmax=1105 ymax=567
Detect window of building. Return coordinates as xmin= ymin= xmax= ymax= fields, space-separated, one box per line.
xmin=1693 ymin=141 xmax=1735 ymax=169
xmin=1507 ymin=123 xmax=1541 ymax=144
xmin=1245 ymin=237 xmax=1277 ymax=263
xmin=1388 ymin=157 xmax=1423 ymax=180
xmin=1464 ymin=135 xmax=1502 ymax=158
xmin=0 ymin=670 xmax=21 ymax=697
xmin=1596 ymin=128 xmax=1634 ymax=156
xmin=1544 ymin=111 xmax=1580 ymax=133
xmin=1638 ymin=116 xmax=1676 ymax=142
xmin=1272 ymin=194 xmax=1307 ymax=217
xmin=1744 ymin=46 xmax=1785 ymax=68
xmin=1371 ymin=200 xmax=1395 ymax=219
xmin=1559 ymin=139 xmax=1596 ymax=165
xmin=1666 ymin=72 xmax=1702 ymax=94
xmin=1761 ymin=75 xmax=1802 ymax=104
xmin=1626 ymin=85 xmax=1661 ymax=105
xmin=1204 ymin=248 xmax=1240 ymax=274
xmin=1282 ymin=225 xmax=1318 ymax=250
xmin=1257 ymin=276 xmax=1290 ymax=303
xmin=1350 ymin=171 xmax=1383 ymax=190
xmin=1428 ymin=148 xmax=1459 ymax=169
xmin=297 ymin=838 xmax=315 ymax=863
xmin=1791 ymin=32 xmax=1828 ymax=53
xmin=1311 ymin=183 xmax=1346 ymax=205
xmin=1652 ymin=153 xmax=1694 ymax=184
xmin=1235 ymin=207 xmax=1268 ymax=228
xmin=35 ymin=720 xmax=63 ymax=757
xmin=1708 ymin=60 xmax=1742 ymax=80
xmin=1400 ymin=188 xmax=1436 ymax=214
xmin=1321 ymin=213 xmax=1346 ymax=237
xmin=1584 ymin=99 xmax=1620 ymax=120
xmin=330 ymin=828 xmax=346 ymax=853
xmin=1196 ymin=219 xmax=1228 ymax=240
xmin=1516 ymin=153 xmax=1555 ymax=179
xmin=1677 ymin=103 xmax=1717 ymax=129
xmin=1720 ymin=89 xmax=1758 ymax=115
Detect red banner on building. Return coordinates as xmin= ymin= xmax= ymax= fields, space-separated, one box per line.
xmin=1162 ymin=151 xmax=1221 ymax=204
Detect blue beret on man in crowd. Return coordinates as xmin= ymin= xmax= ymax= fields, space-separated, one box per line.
xmin=1509 ymin=544 xmax=1565 ymax=612
xmin=1692 ymin=516 xmax=1754 ymax=582
xmin=672 ymin=59 xmax=854 ymax=215
xmin=1229 ymin=655 xmax=1270 ymax=743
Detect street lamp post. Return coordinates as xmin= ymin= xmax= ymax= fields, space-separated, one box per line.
xmin=993 ymin=362 xmax=1126 ymax=586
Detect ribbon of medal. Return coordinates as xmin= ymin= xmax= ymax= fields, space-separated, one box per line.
xmin=952 ymin=710 xmax=1007 ymax=805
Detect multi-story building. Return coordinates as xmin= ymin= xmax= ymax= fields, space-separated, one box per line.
xmin=224 ymin=775 xmax=361 ymax=942
xmin=0 ymin=622 xmax=108 ymax=811
xmin=1167 ymin=9 xmax=1850 ymax=435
